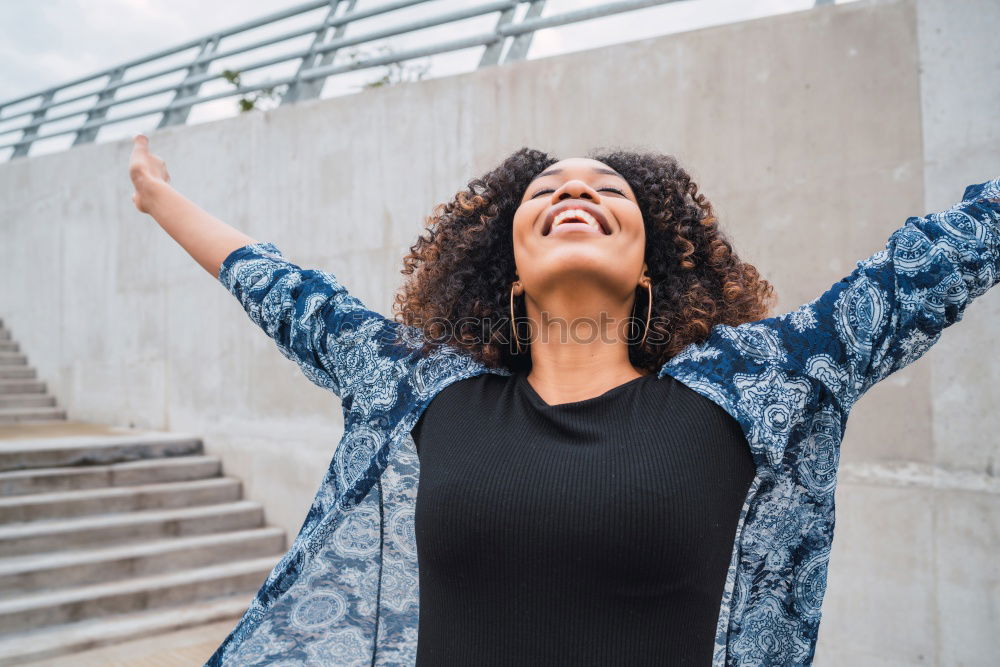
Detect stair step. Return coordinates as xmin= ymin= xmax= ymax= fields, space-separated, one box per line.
xmin=0 ymin=501 xmax=265 ymax=556
xmin=0 ymin=527 xmax=284 ymax=595
xmin=0 ymin=593 xmax=248 ymax=665
xmin=0 ymin=556 xmax=276 ymax=634
xmin=0 ymin=407 xmax=66 ymax=424
xmin=0 ymin=395 xmax=55 ymax=410
xmin=0 ymin=343 xmax=16 ymax=353
xmin=0 ymin=478 xmax=242 ymax=523
xmin=0 ymin=431 xmax=203 ymax=472
xmin=0 ymin=368 xmax=33 ymax=380
xmin=0 ymin=329 xmax=9 ymax=341
xmin=0 ymin=381 xmax=44 ymax=395
xmin=0 ymin=354 xmax=26 ymax=367
xmin=0 ymin=455 xmax=222 ymax=497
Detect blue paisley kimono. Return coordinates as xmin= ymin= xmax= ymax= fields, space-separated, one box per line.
xmin=206 ymin=178 xmax=999 ymax=666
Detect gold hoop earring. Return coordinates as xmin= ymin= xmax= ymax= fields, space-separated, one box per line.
xmin=642 ymin=280 xmax=652 ymax=346
xmin=510 ymin=282 xmax=524 ymax=354
xmin=631 ymin=280 xmax=653 ymax=347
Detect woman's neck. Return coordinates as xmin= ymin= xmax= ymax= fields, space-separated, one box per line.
xmin=519 ymin=289 xmax=649 ymax=405
xmin=525 ymin=348 xmax=648 ymax=406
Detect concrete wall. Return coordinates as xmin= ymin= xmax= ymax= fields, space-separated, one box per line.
xmin=1 ymin=0 xmax=997 ymax=662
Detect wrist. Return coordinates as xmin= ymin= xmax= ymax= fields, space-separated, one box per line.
xmin=142 ymin=178 xmax=175 ymax=215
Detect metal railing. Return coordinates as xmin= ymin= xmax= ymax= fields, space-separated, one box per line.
xmin=0 ymin=0 xmax=838 ymax=161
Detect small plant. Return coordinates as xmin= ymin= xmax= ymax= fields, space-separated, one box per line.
xmin=219 ymin=43 xmax=431 ymax=112
xmin=341 ymin=45 xmax=431 ymax=90
xmin=220 ymin=69 xmax=287 ymax=112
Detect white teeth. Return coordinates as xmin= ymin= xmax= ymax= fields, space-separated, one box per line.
xmin=551 ymin=209 xmax=602 ymax=232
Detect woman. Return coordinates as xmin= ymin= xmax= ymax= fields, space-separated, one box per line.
xmin=128 ymin=133 xmax=999 ymax=666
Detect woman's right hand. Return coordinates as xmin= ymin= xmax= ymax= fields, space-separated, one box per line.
xmin=129 ymin=134 xmax=170 ymax=214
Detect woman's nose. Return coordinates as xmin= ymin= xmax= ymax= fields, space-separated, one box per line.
xmin=551 ymin=179 xmax=599 ymax=202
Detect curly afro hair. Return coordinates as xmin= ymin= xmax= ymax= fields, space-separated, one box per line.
xmin=391 ymin=146 xmax=778 ymax=374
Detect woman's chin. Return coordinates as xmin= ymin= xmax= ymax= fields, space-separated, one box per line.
xmin=529 ymin=259 xmax=634 ymax=291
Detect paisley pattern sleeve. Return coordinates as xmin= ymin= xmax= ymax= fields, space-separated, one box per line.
xmin=217 ymin=242 xmax=407 ymax=402
xmin=651 ymin=180 xmax=999 ymax=665
xmin=765 ymin=177 xmax=1000 ymax=414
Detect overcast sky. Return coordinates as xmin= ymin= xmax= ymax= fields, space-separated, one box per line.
xmin=0 ymin=0 xmax=855 ymax=157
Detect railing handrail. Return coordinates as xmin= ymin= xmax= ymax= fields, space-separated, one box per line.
xmin=0 ymin=0 xmax=836 ymax=160
xmin=0 ymin=0 xmax=435 ymax=120
xmin=0 ymin=0 xmax=515 ymax=135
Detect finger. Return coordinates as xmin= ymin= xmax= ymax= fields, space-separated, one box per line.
xmin=132 ymin=135 xmax=149 ymax=156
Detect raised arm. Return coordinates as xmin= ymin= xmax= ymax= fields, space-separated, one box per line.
xmin=767 ymin=177 xmax=1000 ymax=412
xmin=128 ymin=134 xmax=258 ymax=278
xmin=128 ymin=134 xmax=410 ymax=402
xmin=660 ymin=178 xmax=999 ymax=469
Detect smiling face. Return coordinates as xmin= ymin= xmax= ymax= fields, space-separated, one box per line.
xmin=512 ymin=157 xmax=648 ymax=307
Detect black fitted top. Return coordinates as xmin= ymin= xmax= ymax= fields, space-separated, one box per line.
xmin=411 ymin=371 xmax=756 ymax=667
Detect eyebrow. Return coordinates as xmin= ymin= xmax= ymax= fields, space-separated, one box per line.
xmin=529 ymin=166 xmax=625 ymax=184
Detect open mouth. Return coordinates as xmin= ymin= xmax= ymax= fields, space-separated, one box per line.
xmin=542 ymin=204 xmax=611 ymax=236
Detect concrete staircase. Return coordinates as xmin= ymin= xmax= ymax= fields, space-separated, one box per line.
xmin=0 ymin=320 xmax=286 ymax=665
xmin=0 ymin=321 xmax=65 ymax=425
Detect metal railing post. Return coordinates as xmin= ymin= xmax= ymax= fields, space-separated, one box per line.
xmin=11 ymin=91 xmax=55 ymax=159
xmin=72 ymin=67 xmax=126 ymax=146
xmin=158 ymin=36 xmax=221 ymax=128
xmin=478 ymin=3 xmax=519 ymax=68
xmin=282 ymin=0 xmax=357 ymax=105
xmin=501 ymin=0 xmax=546 ymax=64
